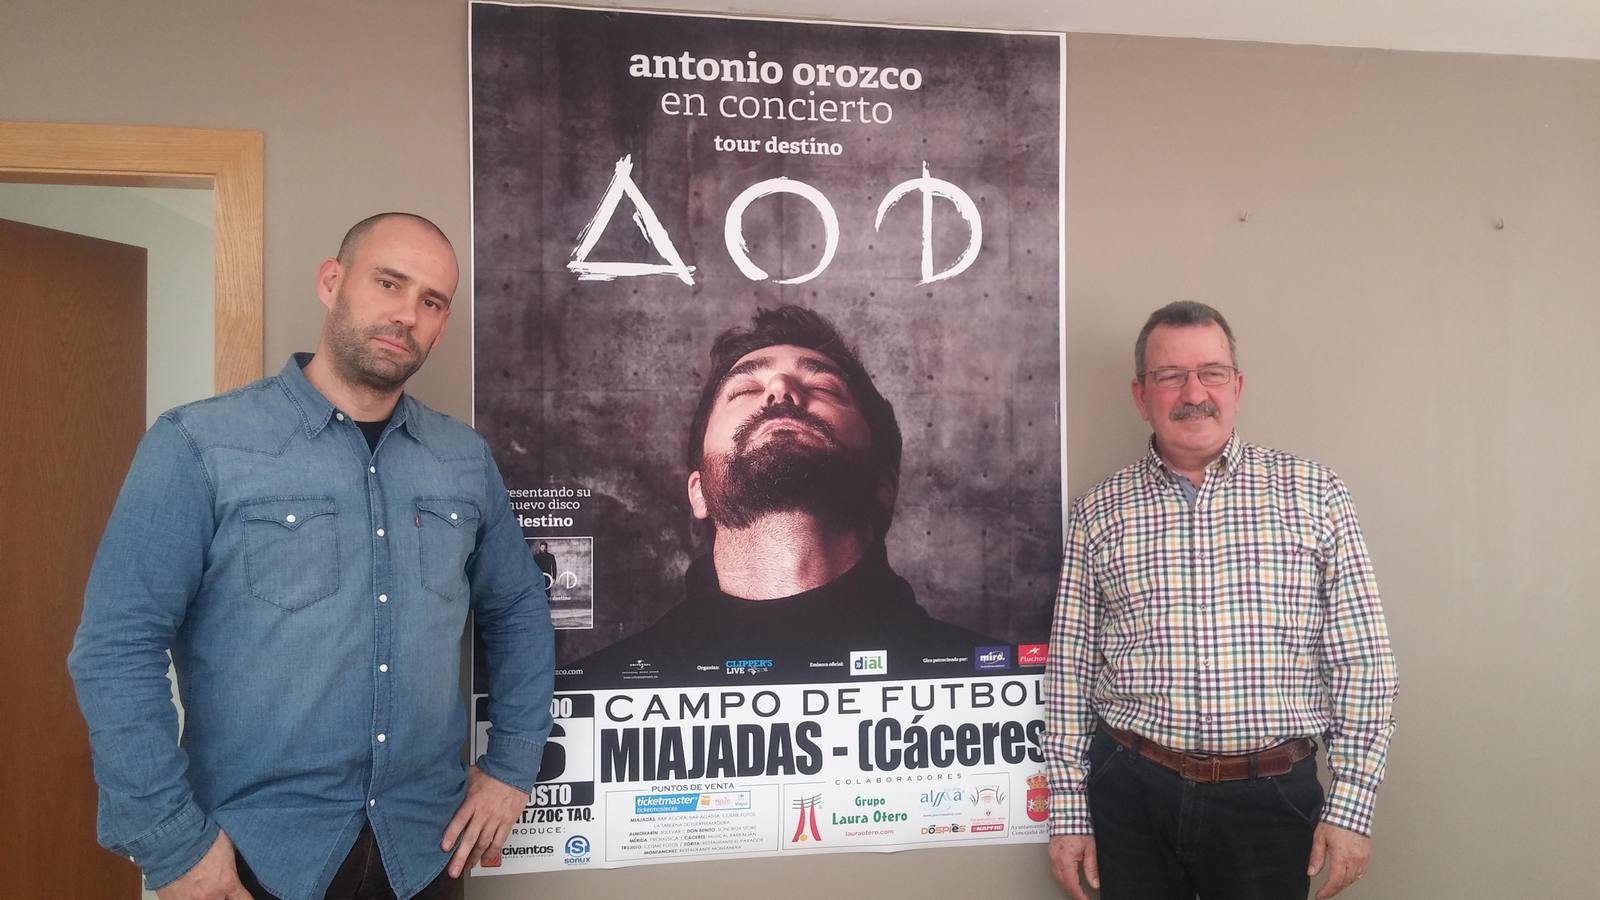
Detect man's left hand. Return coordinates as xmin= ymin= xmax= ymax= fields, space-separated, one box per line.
xmin=441 ymin=766 xmax=529 ymax=878
xmin=1307 ymin=821 xmax=1371 ymax=898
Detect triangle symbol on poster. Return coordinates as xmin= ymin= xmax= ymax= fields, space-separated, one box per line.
xmin=567 ymin=155 xmax=696 ymax=285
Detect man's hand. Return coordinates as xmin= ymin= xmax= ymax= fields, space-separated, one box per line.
xmin=155 ymin=830 xmax=253 ymax=900
xmin=441 ymin=766 xmax=529 ymax=878
xmin=1308 ymin=821 xmax=1371 ymax=898
xmin=1049 ymin=834 xmax=1100 ymax=900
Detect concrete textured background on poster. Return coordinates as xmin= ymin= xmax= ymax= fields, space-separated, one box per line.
xmin=471 ymin=5 xmax=1063 ymax=661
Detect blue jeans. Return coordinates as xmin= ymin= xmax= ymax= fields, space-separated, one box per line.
xmin=1087 ymin=730 xmax=1323 ymax=899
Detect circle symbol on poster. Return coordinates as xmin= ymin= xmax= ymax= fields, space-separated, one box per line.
xmin=565 ymin=835 xmax=591 ymax=856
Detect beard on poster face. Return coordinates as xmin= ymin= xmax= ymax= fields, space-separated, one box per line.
xmin=700 ymin=401 xmax=880 ymax=531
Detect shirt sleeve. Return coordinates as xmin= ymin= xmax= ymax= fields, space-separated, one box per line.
xmin=66 ymin=415 xmax=221 ymax=890
xmin=1316 ymin=473 xmax=1399 ymax=835
xmin=1043 ymin=499 xmax=1101 ymax=836
xmin=467 ymin=442 xmax=555 ymax=793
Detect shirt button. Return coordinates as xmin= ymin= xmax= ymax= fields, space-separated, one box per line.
xmin=336 ymin=412 xmax=346 ymax=422
xmin=284 ymin=514 xmax=297 ymax=524
xmin=379 ymin=663 xmax=388 ymax=673
xmin=378 ymin=594 xmax=388 ymax=603
xmin=377 ymin=733 xmax=387 ymax=743
xmin=449 ymin=512 xmax=458 ymax=521
xmin=376 ymin=528 xmax=385 ymax=537
xmin=368 ymin=798 xmax=376 ymax=807
xmin=369 ymin=466 xmax=376 ymax=474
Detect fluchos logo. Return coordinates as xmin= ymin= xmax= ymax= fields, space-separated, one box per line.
xmin=850 ymin=650 xmax=887 ymax=676
xmin=1018 ymin=644 xmax=1048 ymax=666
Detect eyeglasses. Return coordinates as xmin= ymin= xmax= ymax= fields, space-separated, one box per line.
xmin=1140 ymin=365 xmax=1238 ymax=389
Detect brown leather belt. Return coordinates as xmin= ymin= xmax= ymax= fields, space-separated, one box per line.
xmin=1100 ymin=723 xmax=1314 ymax=783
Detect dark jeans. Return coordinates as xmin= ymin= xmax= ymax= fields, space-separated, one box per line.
xmin=235 ymin=823 xmax=464 ymax=900
xmin=1087 ymin=730 xmax=1323 ymax=900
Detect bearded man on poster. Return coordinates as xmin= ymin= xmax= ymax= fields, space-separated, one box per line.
xmin=68 ymin=213 xmax=554 ymax=900
xmin=577 ymin=305 xmax=989 ymax=680
xmin=1044 ymin=301 xmax=1397 ymax=900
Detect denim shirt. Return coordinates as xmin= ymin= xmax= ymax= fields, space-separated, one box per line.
xmin=68 ymin=355 xmax=554 ymax=899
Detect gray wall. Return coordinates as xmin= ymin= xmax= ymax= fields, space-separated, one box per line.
xmin=4 ymin=2 xmax=1596 ymax=897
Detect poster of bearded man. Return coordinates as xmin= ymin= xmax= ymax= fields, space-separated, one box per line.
xmin=468 ymin=1 xmax=1062 ymax=874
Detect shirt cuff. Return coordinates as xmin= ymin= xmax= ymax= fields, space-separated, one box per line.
xmin=475 ymin=733 xmax=544 ymax=794
xmin=1048 ymin=788 xmax=1093 ymax=836
xmin=122 ymin=800 xmax=219 ymax=891
xmin=1321 ymin=775 xmax=1378 ymax=836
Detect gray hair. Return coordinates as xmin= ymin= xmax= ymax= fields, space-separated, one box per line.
xmin=1134 ymin=301 xmax=1238 ymax=378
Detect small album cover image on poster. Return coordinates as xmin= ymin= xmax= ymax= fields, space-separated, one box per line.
xmin=528 ymin=535 xmax=594 ymax=630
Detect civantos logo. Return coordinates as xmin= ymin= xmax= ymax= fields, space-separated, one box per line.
xmin=850 ymin=650 xmax=887 ymax=676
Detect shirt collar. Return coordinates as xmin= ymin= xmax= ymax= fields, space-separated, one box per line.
xmin=1141 ymin=431 xmax=1244 ymax=487
xmin=277 ymin=353 xmax=423 ymax=443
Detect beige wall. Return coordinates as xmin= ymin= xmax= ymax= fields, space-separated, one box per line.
xmin=4 ymin=2 xmax=1596 ymax=897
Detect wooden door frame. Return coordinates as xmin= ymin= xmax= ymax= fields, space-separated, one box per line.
xmin=0 ymin=121 xmax=264 ymax=390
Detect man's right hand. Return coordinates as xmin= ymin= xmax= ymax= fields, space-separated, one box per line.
xmin=1049 ymin=834 xmax=1100 ymax=900
xmin=155 ymin=830 xmax=254 ymax=900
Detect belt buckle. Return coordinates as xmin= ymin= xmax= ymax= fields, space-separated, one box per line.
xmin=1180 ymin=753 xmax=1219 ymax=783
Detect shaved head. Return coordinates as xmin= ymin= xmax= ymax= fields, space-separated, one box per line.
xmin=337 ymin=212 xmax=452 ymax=265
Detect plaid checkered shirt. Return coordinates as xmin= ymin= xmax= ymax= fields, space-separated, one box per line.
xmin=1044 ymin=433 xmax=1397 ymax=836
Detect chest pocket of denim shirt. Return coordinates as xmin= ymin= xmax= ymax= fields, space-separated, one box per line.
xmin=418 ymin=498 xmax=480 ymax=601
xmin=240 ymin=497 xmax=339 ymax=612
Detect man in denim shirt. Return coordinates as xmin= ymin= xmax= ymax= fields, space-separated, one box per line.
xmin=68 ymin=213 xmax=554 ymax=900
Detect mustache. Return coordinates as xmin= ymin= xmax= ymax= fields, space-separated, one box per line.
xmin=1171 ymin=401 xmax=1219 ymax=421
xmin=732 ymin=401 xmax=839 ymax=448
xmin=366 ymin=325 xmax=418 ymax=353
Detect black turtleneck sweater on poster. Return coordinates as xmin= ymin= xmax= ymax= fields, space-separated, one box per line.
xmin=570 ymin=551 xmax=1002 ymax=688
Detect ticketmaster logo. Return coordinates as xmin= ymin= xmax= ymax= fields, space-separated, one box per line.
xmin=849 ymin=650 xmax=887 ymax=676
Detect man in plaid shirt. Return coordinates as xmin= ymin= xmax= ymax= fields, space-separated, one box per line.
xmin=1045 ymin=302 xmax=1397 ymax=900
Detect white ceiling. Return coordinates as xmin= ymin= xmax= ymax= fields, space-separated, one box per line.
xmin=632 ymin=0 xmax=1600 ymax=60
